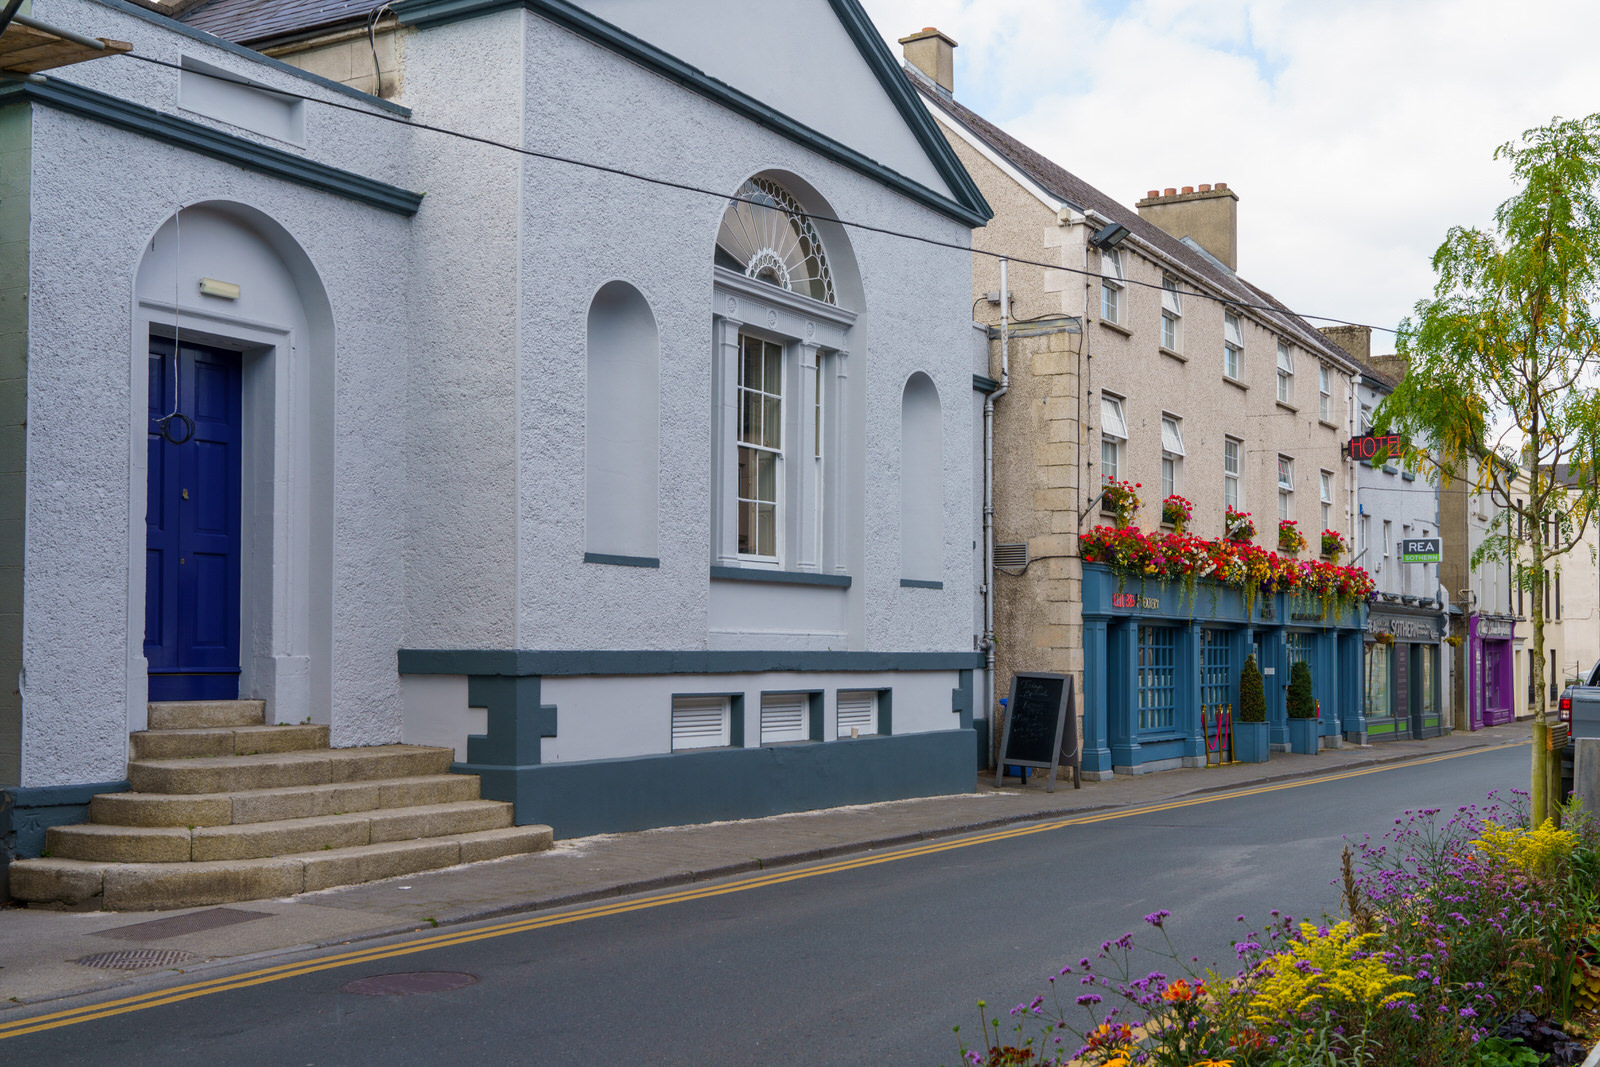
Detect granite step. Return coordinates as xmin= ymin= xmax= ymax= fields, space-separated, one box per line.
xmin=127 ymin=745 xmax=456 ymax=795
xmin=147 ymin=699 xmax=266 ymax=730
xmin=89 ymin=774 xmax=480 ymax=828
xmin=11 ymin=825 xmax=555 ymax=910
xmin=130 ymin=724 xmax=330 ymax=760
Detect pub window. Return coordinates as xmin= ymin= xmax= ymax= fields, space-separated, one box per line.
xmin=1200 ymin=629 xmax=1232 ymax=711
xmin=1365 ymin=642 xmax=1391 ymax=718
xmin=1137 ymin=626 xmax=1177 ymax=734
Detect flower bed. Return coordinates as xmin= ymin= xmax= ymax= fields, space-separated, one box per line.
xmin=1079 ymin=525 xmax=1375 ymax=616
xmin=954 ymin=794 xmax=1600 ymax=1067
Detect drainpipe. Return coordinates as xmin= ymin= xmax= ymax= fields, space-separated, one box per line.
xmin=981 ymin=257 xmax=1011 ymax=765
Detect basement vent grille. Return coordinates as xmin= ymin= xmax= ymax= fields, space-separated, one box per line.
xmin=836 ymin=691 xmax=878 ymax=738
xmin=75 ymin=949 xmax=202 ymax=970
xmin=994 ymin=543 xmax=1029 ymax=568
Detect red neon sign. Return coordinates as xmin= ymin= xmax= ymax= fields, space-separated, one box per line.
xmin=1347 ymin=433 xmax=1401 ymax=462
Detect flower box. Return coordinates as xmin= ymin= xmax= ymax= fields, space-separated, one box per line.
xmin=1233 ymin=720 xmax=1271 ymax=763
xmin=1287 ymin=716 xmax=1320 ymax=755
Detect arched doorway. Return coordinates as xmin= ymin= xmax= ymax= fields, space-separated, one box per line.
xmin=131 ymin=202 xmax=334 ymax=726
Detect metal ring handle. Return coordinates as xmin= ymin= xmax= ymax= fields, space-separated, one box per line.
xmin=158 ymin=412 xmax=195 ymax=445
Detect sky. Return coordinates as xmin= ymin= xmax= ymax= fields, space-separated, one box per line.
xmin=857 ymin=0 xmax=1600 ymax=348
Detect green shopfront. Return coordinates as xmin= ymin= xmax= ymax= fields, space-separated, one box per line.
xmin=1363 ymin=600 xmax=1447 ymax=741
xmin=1081 ymin=563 xmax=1368 ymax=777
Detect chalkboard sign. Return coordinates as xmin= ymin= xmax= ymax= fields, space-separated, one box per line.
xmin=995 ymin=672 xmax=1079 ymax=792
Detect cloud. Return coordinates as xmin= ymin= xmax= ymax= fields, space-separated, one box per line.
xmin=861 ymin=0 xmax=1600 ymax=344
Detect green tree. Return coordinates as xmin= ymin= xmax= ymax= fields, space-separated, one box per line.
xmin=1287 ymin=659 xmax=1315 ymax=719
xmin=1240 ymin=654 xmax=1266 ymax=723
xmin=1379 ymin=114 xmax=1600 ymax=826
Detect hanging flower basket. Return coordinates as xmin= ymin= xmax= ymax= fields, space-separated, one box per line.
xmin=1161 ymin=494 xmax=1193 ymax=532
xmin=1320 ymin=529 xmax=1347 ymax=562
xmin=1224 ymin=506 xmax=1255 ymax=544
xmin=1278 ymin=519 xmax=1307 ymax=555
xmin=1101 ymin=478 xmax=1142 ymax=529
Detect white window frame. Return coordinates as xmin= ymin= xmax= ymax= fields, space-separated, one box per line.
xmin=1224 ymin=313 xmax=1243 ymax=380
xmin=736 ymin=333 xmax=785 ymax=562
xmin=1160 ymin=275 xmax=1182 ymax=352
xmin=1277 ymin=455 xmax=1294 ymax=521
xmin=836 ymin=690 xmax=879 ymax=738
xmin=1319 ymin=470 xmax=1333 ymax=532
xmin=1224 ymin=436 xmax=1241 ymax=509
xmin=1318 ymin=364 xmax=1331 ymax=422
xmin=1276 ymin=342 xmax=1294 ymax=403
xmin=1160 ymin=415 xmax=1184 ymax=500
xmin=1101 ymin=394 xmax=1127 ymax=485
xmin=1100 ymin=248 xmax=1125 ymax=325
xmin=672 ymin=695 xmax=732 ymax=751
xmin=760 ymin=692 xmax=811 ymax=745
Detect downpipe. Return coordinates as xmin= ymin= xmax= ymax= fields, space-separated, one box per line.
xmin=981 ymin=258 xmax=1011 ymax=768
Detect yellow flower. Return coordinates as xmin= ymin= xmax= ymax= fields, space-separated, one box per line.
xmin=1248 ymin=922 xmax=1412 ymax=1025
xmin=1472 ymin=819 xmax=1576 ymax=877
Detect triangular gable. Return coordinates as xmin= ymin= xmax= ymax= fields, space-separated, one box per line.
xmin=396 ymin=0 xmax=990 ymax=226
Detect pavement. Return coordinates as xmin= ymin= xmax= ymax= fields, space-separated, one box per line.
xmin=0 ymin=720 xmax=1531 ymax=1016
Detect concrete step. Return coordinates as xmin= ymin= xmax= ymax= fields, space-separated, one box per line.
xmin=50 ymin=800 xmax=513 ymax=863
xmin=89 ymin=774 xmax=480 ymax=828
xmin=127 ymin=745 xmax=455 ymax=795
xmin=147 ymin=700 xmax=266 ymax=730
xmin=10 ymin=825 xmax=555 ymax=910
xmin=129 ymin=724 xmax=330 ymax=760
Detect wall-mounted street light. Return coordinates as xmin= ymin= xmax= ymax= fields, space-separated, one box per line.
xmin=1090 ymin=222 xmax=1130 ymax=249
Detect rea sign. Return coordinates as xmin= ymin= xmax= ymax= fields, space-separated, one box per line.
xmin=1400 ymin=538 xmax=1441 ymax=563
xmin=1348 ymin=433 xmax=1402 ymax=462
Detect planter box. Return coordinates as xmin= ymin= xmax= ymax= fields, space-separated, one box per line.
xmin=1287 ymin=716 xmax=1320 ymax=755
xmin=1234 ymin=720 xmax=1270 ymax=763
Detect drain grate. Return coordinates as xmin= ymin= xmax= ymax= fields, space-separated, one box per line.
xmin=75 ymin=949 xmax=202 ymax=970
xmin=340 ymin=971 xmax=478 ymax=996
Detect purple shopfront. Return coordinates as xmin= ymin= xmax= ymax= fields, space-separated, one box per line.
xmin=1469 ymin=614 xmax=1516 ymax=729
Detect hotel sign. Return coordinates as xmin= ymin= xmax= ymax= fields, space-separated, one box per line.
xmin=1347 ymin=433 xmax=1402 ymax=462
xmin=1367 ymin=614 xmax=1443 ymax=641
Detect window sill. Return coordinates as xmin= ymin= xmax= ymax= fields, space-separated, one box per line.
xmin=900 ymin=578 xmax=943 ymax=589
xmin=1402 ymin=470 xmax=1416 ymax=481
xmin=584 ymin=552 xmax=660 ymax=568
xmin=1099 ymin=318 xmax=1133 ymax=338
xmin=711 ymin=566 xmax=851 ymax=588
xmin=1319 ymin=419 xmax=1341 ymax=432
xmin=1275 ymin=400 xmax=1298 ymax=414
xmin=1159 ymin=346 xmax=1187 ymax=363
xmin=1223 ymin=375 xmax=1248 ymax=392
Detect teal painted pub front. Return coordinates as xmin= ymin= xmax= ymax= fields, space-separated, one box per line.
xmin=1081 ymin=564 xmax=1368 ymax=777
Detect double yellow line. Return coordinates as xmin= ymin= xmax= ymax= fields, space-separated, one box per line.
xmin=0 ymin=740 xmax=1522 ymax=1040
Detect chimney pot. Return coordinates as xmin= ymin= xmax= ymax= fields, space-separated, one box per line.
xmin=1163 ymin=187 xmax=1177 ymax=196
xmin=1198 ymin=183 xmax=1211 ymax=192
xmin=899 ymin=27 xmax=958 ymax=95
xmin=1146 ymin=190 xmax=1159 ymax=199
xmin=1215 ymin=182 xmax=1228 ymax=190
xmin=1182 ymin=186 xmax=1194 ymax=194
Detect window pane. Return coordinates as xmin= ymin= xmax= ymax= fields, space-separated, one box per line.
xmin=1320 ymin=472 xmax=1332 ymax=503
xmin=1279 ymin=492 xmax=1289 ymax=521
xmin=764 ymin=343 xmax=781 ymax=393
xmin=1161 ymin=416 xmax=1184 ymax=455
xmin=1102 ymin=437 xmax=1118 ymax=481
xmin=756 ymin=502 xmax=776 ymax=556
xmin=1225 ymin=477 xmax=1238 ymax=509
xmin=740 ymin=389 xmax=760 ymax=445
xmin=1162 ymin=456 xmax=1174 ymax=499
xmin=1101 ymin=396 xmax=1127 ymax=438
xmin=1224 ymin=314 xmax=1243 ymax=347
xmin=762 ymin=395 xmax=781 ymax=448
xmin=756 ymin=450 xmax=777 ymax=501
xmin=1224 ymin=439 xmax=1240 ymax=475
xmin=1225 ymin=345 xmax=1239 ymax=378
xmin=1161 ymin=276 xmax=1181 ymax=315
xmin=1277 ymin=343 xmax=1293 ymax=373
xmin=1161 ymin=313 xmax=1177 ymax=349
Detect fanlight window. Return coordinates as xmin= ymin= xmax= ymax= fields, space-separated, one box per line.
xmin=716 ymin=177 xmax=836 ymax=305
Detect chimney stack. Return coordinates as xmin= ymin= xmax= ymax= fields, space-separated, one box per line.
xmin=900 ymin=27 xmax=957 ymax=96
xmin=1136 ymin=184 xmax=1239 ymax=271
xmin=1318 ymin=325 xmax=1371 ymax=363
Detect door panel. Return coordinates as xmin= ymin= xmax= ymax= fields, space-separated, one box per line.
xmin=145 ymin=338 xmax=242 ymax=701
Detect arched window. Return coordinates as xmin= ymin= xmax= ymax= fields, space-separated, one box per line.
xmin=715 ymin=177 xmax=836 ymax=305
xmin=900 ymin=373 xmax=942 ymax=583
xmin=586 ymin=281 xmax=659 ymax=561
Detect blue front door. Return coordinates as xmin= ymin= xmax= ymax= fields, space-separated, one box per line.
xmin=145 ymin=338 xmax=242 ymax=701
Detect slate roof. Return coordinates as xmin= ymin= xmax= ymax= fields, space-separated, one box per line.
xmin=182 ymin=0 xmax=377 ymax=44
xmin=905 ymin=66 xmax=1357 ymax=373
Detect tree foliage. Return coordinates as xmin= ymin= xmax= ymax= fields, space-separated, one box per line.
xmin=1378 ymin=113 xmax=1600 ymax=825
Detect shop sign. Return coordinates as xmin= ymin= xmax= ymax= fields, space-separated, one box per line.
xmin=1478 ymin=616 xmax=1513 ymax=640
xmin=1400 ymin=537 xmax=1441 ymax=563
xmin=1367 ymin=615 xmax=1442 ymax=641
xmin=1112 ymin=592 xmax=1159 ymax=610
xmin=1347 ymin=433 xmax=1402 ymax=462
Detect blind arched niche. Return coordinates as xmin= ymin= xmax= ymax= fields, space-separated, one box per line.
xmin=585 ymin=281 xmax=659 ymax=561
xmin=900 ymin=372 xmax=943 ymax=583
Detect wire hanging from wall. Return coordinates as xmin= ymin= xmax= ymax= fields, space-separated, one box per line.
xmin=157 ymin=203 xmax=195 ymax=446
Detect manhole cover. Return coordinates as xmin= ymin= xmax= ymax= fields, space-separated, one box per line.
xmin=340 ymin=971 xmax=478 ymax=996
xmin=75 ymin=949 xmax=202 ymax=970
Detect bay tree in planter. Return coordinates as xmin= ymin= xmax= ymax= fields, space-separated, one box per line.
xmin=1286 ymin=659 xmax=1319 ymax=755
xmin=1235 ymin=654 xmax=1270 ymax=763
